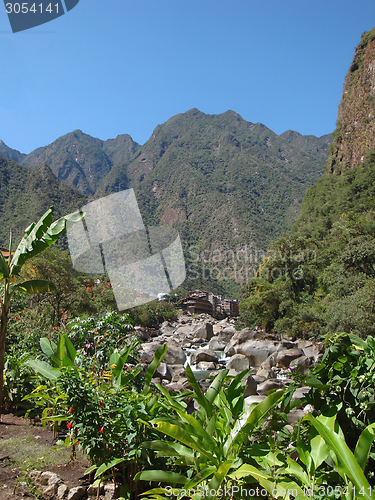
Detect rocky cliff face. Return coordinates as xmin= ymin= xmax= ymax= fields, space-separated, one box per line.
xmin=328 ymin=28 xmax=375 ymax=173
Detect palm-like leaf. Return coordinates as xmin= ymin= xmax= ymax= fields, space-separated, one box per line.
xmin=14 ymin=279 xmax=56 ymax=294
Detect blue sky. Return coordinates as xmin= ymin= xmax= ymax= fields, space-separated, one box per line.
xmin=0 ymin=0 xmax=374 ymax=153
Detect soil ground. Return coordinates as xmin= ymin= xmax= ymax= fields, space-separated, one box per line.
xmin=0 ymin=413 xmax=90 ymax=499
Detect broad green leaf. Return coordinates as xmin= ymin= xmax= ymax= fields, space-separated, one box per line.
xmin=306 ymin=414 xmax=375 ymax=500
xmin=51 ymin=334 xmax=74 ymax=368
xmin=155 ymin=383 xmax=187 ymax=412
xmin=63 ymin=334 xmax=76 ymax=364
xmin=85 ymin=464 xmax=98 ymax=475
xmin=141 ymin=440 xmax=195 ymax=460
xmin=0 ymin=251 xmax=9 ymax=279
xmin=285 ymin=456 xmax=311 ymax=488
xmin=142 ymin=344 xmax=167 ymax=395
xmin=205 ymin=369 xmax=228 ymax=405
xmin=152 ymin=420 xmax=217 ymax=464
xmin=206 ymin=460 xmax=234 ymax=500
xmin=40 ymin=338 xmax=57 ymax=358
xmin=348 ymin=334 xmax=367 ymax=350
xmin=26 ymin=359 xmax=59 ymax=380
xmin=111 ymin=343 xmax=133 ymax=381
xmin=304 ymin=377 xmax=329 ymax=390
xmin=309 ymin=410 xmax=337 ymax=471
xmin=185 ymin=363 xmax=212 ymax=417
xmin=134 ymin=470 xmax=187 ymax=485
xmin=11 ymin=208 xmax=54 ymax=269
xmin=14 ymin=280 xmax=56 ymax=294
xmin=52 ymin=333 xmax=65 ymax=368
xmin=226 ymin=390 xmax=284 ymax=456
xmin=94 ymin=458 xmax=126 ymax=479
xmin=354 ymin=422 xmax=375 ymax=471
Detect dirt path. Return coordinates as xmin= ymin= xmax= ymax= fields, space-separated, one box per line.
xmin=0 ymin=413 xmax=89 ymax=499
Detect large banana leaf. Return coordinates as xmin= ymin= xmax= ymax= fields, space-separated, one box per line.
xmin=14 ymin=280 xmax=56 ymax=294
xmin=141 ymin=440 xmax=195 ymax=461
xmin=11 ymin=208 xmax=82 ymax=274
xmin=306 ymin=414 xmax=375 ymax=500
xmin=50 ymin=334 xmax=76 ymax=368
xmin=309 ymin=411 xmax=336 ymax=471
xmin=172 ymin=408 xmax=221 ymax=457
xmin=26 ymin=359 xmax=59 ymax=380
xmin=40 ymin=338 xmax=57 ymax=358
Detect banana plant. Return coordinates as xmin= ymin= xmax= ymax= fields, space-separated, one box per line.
xmin=26 ymin=333 xmax=78 ymax=381
xmin=0 ymin=207 xmax=82 ymax=413
xmin=135 ymin=366 xmax=285 ymax=500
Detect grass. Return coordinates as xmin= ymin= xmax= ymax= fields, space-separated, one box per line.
xmin=0 ymin=433 xmax=74 ymax=471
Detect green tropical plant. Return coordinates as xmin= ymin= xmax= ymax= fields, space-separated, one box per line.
xmin=306 ymin=333 xmax=375 ymax=453
xmin=306 ymin=414 xmax=375 ymax=500
xmin=229 ymin=406 xmax=375 ymax=500
xmin=135 ymin=366 xmax=284 ymax=499
xmin=0 ymin=207 xmax=81 ymax=413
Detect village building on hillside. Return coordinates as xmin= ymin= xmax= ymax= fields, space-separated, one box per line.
xmin=181 ymin=290 xmax=239 ymax=317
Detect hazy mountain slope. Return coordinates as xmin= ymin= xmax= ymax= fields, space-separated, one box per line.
xmin=21 ymin=130 xmax=140 ymax=196
xmin=0 ymin=155 xmax=87 ymax=246
xmin=0 ymin=140 xmax=26 ymax=163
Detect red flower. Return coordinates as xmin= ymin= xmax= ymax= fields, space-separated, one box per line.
xmin=99 ymin=401 xmax=103 ymax=407
xmin=67 ymin=422 xmax=73 ymax=429
xmin=69 ymin=407 xmax=73 ymax=414
xmin=100 ymin=426 xmax=104 ymax=433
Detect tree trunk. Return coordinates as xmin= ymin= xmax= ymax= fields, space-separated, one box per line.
xmin=0 ymin=306 xmax=8 ymax=418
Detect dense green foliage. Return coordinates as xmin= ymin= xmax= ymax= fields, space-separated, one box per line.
xmin=240 ymin=149 xmax=375 ymax=337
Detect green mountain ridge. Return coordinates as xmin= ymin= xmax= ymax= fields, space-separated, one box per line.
xmin=0 ymin=109 xmax=331 ymax=297
xmin=21 ymin=130 xmax=140 ymax=195
xmin=0 ymin=155 xmax=87 ymax=246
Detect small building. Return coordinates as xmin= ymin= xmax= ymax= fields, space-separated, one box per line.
xmin=182 ymin=291 xmax=214 ymax=315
